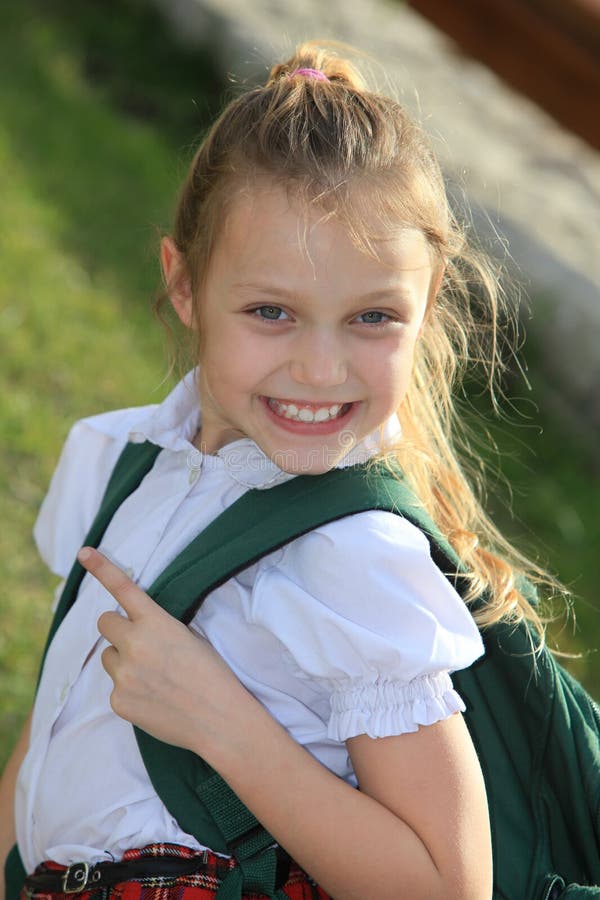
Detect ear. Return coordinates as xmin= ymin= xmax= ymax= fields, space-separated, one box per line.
xmin=419 ymin=264 xmax=445 ymax=335
xmin=161 ymin=236 xmax=194 ymax=328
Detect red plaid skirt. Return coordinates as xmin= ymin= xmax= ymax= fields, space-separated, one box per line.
xmin=21 ymin=843 xmax=330 ymax=900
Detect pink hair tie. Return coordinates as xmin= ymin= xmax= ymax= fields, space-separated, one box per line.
xmin=288 ymin=67 xmax=329 ymax=82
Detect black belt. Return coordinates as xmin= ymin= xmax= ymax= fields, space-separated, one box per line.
xmin=23 ymin=847 xmax=291 ymax=895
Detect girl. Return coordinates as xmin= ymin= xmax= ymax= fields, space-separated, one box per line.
xmin=3 ymin=38 xmax=561 ymax=900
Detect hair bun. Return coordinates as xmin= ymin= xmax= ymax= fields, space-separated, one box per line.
xmin=266 ymin=40 xmax=367 ymax=90
xmin=287 ymin=67 xmax=330 ymax=82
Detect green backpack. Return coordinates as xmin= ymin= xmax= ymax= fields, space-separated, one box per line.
xmin=6 ymin=440 xmax=600 ymax=900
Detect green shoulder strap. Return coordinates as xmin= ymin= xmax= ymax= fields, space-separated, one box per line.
xmin=38 ymin=440 xmax=163 ymax=679
xmin=7 ymin=443 xmax=163 ymax=900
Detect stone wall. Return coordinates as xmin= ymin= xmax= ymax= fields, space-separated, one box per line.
xmin=151 ymin=0 xmax=600 ymax=430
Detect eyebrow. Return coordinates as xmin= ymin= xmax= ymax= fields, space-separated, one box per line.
xmin=233 ymin=282 xmax=415 ymax=305
xmin=354 ymin=288 xmax=415 ymax=306
xmin=234 ymin=282 xmax=298 ymax=300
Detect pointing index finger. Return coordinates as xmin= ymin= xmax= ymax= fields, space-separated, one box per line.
xmin=77 ymin=547 xmax=149 ymax=619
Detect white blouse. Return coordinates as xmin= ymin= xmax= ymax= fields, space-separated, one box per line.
xmin=15 ymin=371 xmax=484 ymax=872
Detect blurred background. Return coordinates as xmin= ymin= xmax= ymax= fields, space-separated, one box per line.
xmin=1 ymin=0 xmax=598 ymax=768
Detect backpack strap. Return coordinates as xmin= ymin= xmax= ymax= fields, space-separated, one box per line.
xmin=146 ymin=458 xmax=467 ymax=620
xmin=38 ymin=440 xmax=162 ymax=679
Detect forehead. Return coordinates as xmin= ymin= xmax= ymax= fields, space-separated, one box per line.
xmin=215 ymin=179 xmax=433 ymax=278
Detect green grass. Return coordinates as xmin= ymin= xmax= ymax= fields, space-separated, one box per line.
xmin=0 ymin=0 xmax=225 ymax=767
xmin=0 ymin=0 xmax=598 ymax=770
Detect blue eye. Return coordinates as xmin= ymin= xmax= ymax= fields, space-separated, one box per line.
xmin=358 ymin=311 xmax=390 ymax=325
xmin=254 ymin=305 xmax=288 ymax=321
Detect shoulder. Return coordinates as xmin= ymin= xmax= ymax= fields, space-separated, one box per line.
xmin=251 ymin=509 xmax=484 ymax=738
xmin=252 ymin=508 xmax=483 ymax=666
xmin=274 ymin=508 xmax=455 ymax=626
xmin=33 ymin=404 xmax=158 ymax=577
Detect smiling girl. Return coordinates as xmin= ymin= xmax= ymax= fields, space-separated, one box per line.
xmin=163 ymin=187 xmax=434 ymax=473
xmin=1 ymin=38 xmax=558 ymax=899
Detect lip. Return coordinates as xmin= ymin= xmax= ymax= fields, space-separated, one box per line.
xmin=260 ymin=396 xmax=357 ymax=435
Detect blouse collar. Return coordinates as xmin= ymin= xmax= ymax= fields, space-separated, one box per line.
xmin=128 ymin=370 xmax=402 ymax=490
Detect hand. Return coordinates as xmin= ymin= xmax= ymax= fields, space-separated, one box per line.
xmin=77 ymin=546 xmax=247 ymax=754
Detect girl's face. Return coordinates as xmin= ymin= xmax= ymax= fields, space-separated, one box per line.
xmin=167 ymin=183 xmax=434 ymax=474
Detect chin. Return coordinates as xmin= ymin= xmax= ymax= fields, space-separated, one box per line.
xmin=269 ymin=449 xmax=342 ymax=477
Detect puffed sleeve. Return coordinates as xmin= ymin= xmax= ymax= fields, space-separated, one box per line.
xmin=251 ymin=510 xmax=484 ymax=740
xmin=33 ymin=407 xmax=155 ymax=578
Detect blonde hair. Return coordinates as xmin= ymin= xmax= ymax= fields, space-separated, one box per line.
xmin=157 ymin=40 xmax=562 ymax=635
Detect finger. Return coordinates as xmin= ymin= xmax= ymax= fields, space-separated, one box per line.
xmin=77 ymin=547 xmax=150 ymax=620
xmin=98 ymin=609 xmax=132 ymax=647
xmin=101 ymin=643 xmax=119 ymax=678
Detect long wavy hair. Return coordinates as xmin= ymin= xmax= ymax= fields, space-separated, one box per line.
xmin=156 ymin=40 xmax=563 ymax=636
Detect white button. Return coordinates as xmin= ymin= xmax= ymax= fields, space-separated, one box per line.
xmin=187 ymin=448 xmax=202 ymax=485
xmin=125 ymin=566 xmax=135 ymax=580
xmin=59 ymin=682 xmax=69 ymax=703
xmin=187 ymin=448 xmax=202 ymax=465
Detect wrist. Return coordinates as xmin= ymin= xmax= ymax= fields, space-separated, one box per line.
xmin=187 ymin=674 xmax=271 ymax=769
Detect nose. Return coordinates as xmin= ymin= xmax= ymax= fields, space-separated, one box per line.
xmin=289 ymin=327 xmax=348 ymax=388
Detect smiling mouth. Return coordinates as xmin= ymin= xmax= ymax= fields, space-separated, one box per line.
xmin=266 ymin=398 xmax=352 ymax=423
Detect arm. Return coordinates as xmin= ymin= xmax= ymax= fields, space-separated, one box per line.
xmin=83 ymin=548 xmax=492 ymax=900
xmin=201 ymin=688 xmax=492 ymax=899
xmin=0 ymin=712 xmax=31 ymax=900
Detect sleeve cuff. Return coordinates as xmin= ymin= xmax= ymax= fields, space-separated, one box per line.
xmin=328 ymin=671 xmax=466 ymax=741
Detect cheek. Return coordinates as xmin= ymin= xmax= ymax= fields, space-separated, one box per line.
xmin=372 ymin=336 xmax=417 ymax=380
xmin=370 ymin=339 xmax=419 ymax=404
xmin=201 ymin=332 xmax=260 ymax=396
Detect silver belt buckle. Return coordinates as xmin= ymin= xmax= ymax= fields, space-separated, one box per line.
xmin=62 ymin=862 xmax=90 ymax=893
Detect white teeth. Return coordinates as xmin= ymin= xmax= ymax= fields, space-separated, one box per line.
xmin=268 ymin=398 xmax=347 ymax=423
